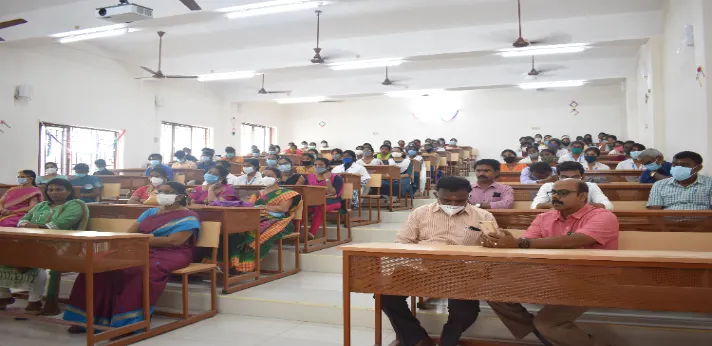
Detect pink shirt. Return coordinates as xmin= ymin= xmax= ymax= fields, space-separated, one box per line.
xmin=523 ymin=204 xmax=619 ymax=249
xmin=468 ymin=182 xmax=514 ymax=209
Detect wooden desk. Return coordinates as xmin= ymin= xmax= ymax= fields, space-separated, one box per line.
xmin=0 ymin=184 xmax=15 ymax=197
xmin=335 ymin=173 xmax=367 ymax=225
xmin=112 ymin=168 xmax=204 ymax=183
xmin=499 ymin=170 xmax=643 ymax=183
xmin=340 ymin=242 xmax=712 ymax=346
xmin=599 ymin=155 xmax=626 ymax=162
xmin=490 ymin=209 xmax=712 ymax=232
xmin=87 ymin=204 xmax=261 ymax=294
xmin=510 ymin=183 xmax=653 ymax=201
xmin=284 ymin=185 xmax=351 ymax=253
xmin=97 ymin=175 xmax=149 ymax=194
xmin=111 ymin=168 xmax=146 ymax=176
xmin=364 ymin=166 xmax=411 ymax=212
xmin=0 ymin=228 xmax=150 ymax=346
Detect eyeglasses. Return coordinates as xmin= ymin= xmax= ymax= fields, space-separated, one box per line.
xmin=547 ymin=189 xmax=578 ymax=197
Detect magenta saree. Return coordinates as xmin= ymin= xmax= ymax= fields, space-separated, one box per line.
xmin=0 ymin=187 xmax=42 ymax=227
xmin=189 ymin=184 xmax=238 ymax=205
xmin=63 ymin=208 xmax=200 ymax=329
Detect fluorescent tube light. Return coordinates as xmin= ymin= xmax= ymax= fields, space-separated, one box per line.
xmin=50 ymin=24 xmax=128 ymax=38
xmin=197 ymin=71 xmax=256 ymax=82
xmin=498 ymin=43 xmax=589 ymax=57
xmin=329 ymin=58 xmax=405 ymax=71
xmin=225 ymin=1 xmax=321 ymax=18
xmin=217 ymin=0 xmax=316 ymax=12
xmin=58 ymin=28 xmax=138 ymax=43
xmin=276 ymin=96 xmax=326 ymax=104
xmin=386 ymin=89 xmax=446 ymax=98
xmin=518 ymin=80 xmax=586 ymax=89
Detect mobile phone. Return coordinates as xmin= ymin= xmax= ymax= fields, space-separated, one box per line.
xmin=478 ymin=220 xmax=499 ymax=235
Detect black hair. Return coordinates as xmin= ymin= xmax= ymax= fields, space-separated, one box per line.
xmin=526 ymin=145 xmax=539 ymax=152
xmin=332 ymin=148 xmax=343 ymax=155
xmin=584 ymin=147 xmax=601 ymax=156
xmin=45 ymin=162 xmax=58 ymax=168
xmin=530 ymin=162 xmax=553 ymax=173
xmin=278 ymin=156 xmax=293 ymax=165
xmin=540 ymin=149 xmax=554 ymax=156
xmin=244 ymin=158 xmax=260 ymax=168
xmin=624 ymin=140 xmax=635 ymax=145
xmin=263 ymin=167 xmax=280 ymax=178
xmin=301 ymin=141 xmax=308 ymax=145
xmin=302 ymin=153 xmax=315 ymax=161
xmin=571 ymin=141 xmax=585 ymax=148
xmin=576 ymin=136 xmax=584 ymax=141
xmin=315 ymin=158 xmax=331 ymax=167
xmin=673 ymin=151 xmax=703 ymax=165
xmin=148 ymin=153 xmax=162 ymax=160
xmin=321 ymin=140 xmax=328 ymax=144
xmin=202 ymin=148 xmax=215 ymax=156
xmin=549 ymin=138 xmax=561 ymax=145
xmin=183 ymin=147 xmax=192 ymax=153
xmin=225 ymin=146 xmax=236 ymax=153
xmin=94 ymin=159 xmax=107 ymax=166
xmin=363 ymin=142 xmax=372 ymax=147
xmin=598 ymin=132 xmax=606 ymax=135
xmin=44 ymin=178 xmax=76 ymax=202
xmin=614 ymin=141 xmax=625 ymax=146
xmin=162 ymin=182 xmax=188 ymax=206
xmin=607 ymin=135 xmax=617 ymax=140
xmin=534 ymin=134 xmax=542 ymax=137
xmin=380 ymin=144 xmax=392 ymax=151
xmin=149 ymin=166 xmax=169 ymax=179
xmin=274 ymin=145 xmax=282 ymax=151
xmin=500 ymin=149 xmax=516 ymax=156
xmin=584 ymin=134 xmax=592 ymax=138
xmin=575 ymin=180 xmax=589 ymax=194
xmin=309 ymin=142 xmax=317 ymax=146
xmin=267 ymin=153 xmax=280 ymax=160
xmin=450 ymin=138 xmax=457 ymax=141
xmin=631 ymin=143 xmax=646 ymax=151
xmin=557 ymin=161 xmax=585 ymax=176
xmin=436 ymin=176 xmax=472 ymax=193
xmin=474 ymin=159 xmax=501 ymax=173
xmin=174 ymin=151 xmax=186 ymax=159
xmin=211 ymin=165 xmax=230 ymax=184
xmin=343 ymin=150 xmax=356 ymax=169
xmin=216 ymin=160 xmax=232 ymax=170
xmin=20 ymin=170 xmax=37 ymax=186
xmin=74 ymin=163 xmax=90 ymax=172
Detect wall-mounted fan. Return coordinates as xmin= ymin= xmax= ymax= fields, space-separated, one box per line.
xmin=136 ymin=31 xmax=198 ymax=80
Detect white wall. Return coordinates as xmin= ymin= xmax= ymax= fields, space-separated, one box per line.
xmin=276 ymin=85 xmax=627 ymax=159
xmin=0 ymin=44 xmax=229 ymax=184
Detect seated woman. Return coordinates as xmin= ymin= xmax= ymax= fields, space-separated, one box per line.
xmin=0 ymin=170 xmax=42 ymax=227
xmin=303 ymin=158 xmax=343 ymax=238
xmin=330 ymin=149 xmax=343 ymax=165
xmin=235 ymin=159 xmax=263 ymax=185
xmin=226 ymin=168 xmax=301 ymax=273
xmin=127 ymin=167 xmax=169 ymax=205
xmin=296 ymin=153 xmax=316 ymax=174
xmin=376 ymin=144 xmax=392 ymax=163
xmin=277 ymin=157 xmax=305 ymax=185
xmin=11 ymin=178 xmax=89 ymax=315
xmin=500 ymin=149 xmax=528 ymax=172
xmin=64 ymin=182 xmax=200 ymax=333
xmin=266 ymin=153 xmax=280 ymax=169
xmin=332 ymin=150 xmax=370 ymax=204
xmin=37 ymin=162 xmax=68 ymax=185
xmin=383 ymin=148 xmax=413 ymax=201
xmin=189 ymin=166 xmax=238 ymax=205
xmin=356 ymin=149 xmax=380 ymax=166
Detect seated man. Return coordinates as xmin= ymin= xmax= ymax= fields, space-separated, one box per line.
xmin=469 ymin=159 xmax=514 ymax=209
xmin=235 ymin=159 xmax=263 ymax=185
xmin=382 ymin=177 xmax=498 ymax=346
xmin=521 ymin=162 xmax=557 ymax=184
xmin=172 ymin=151 xmax=197 ymax=169
xmin=616 ymin=142 xmax=646 ymax=171
xmin=70 ymin=163 xmax=104 ymax=203
xmin=557 ymin=141 xmax=585 ymax=163
xmin=637 ymin=148 xmax=672 ymax=183
xmin=647 ymin=151 xmax=712 ymax=210
xmin=144 ymin=153 xmax=175 ymax=180
xmin=215 ymin=160 xmax=240 ymax=186
xmin=197 ymin=148 xmax=217 ymax=173
xmin=93 ymin=159 xmax=114 ymax=175
xmin=531 ymin=162 xmax=613 ymax=210
xmin=484 ymin=179 xmax=619 ymax=346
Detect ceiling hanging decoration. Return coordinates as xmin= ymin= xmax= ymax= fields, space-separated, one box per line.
xmin=697 ymin=66 xmax=706 ymax=87
xmin=569 ymin=101 xmax=579 ymax=116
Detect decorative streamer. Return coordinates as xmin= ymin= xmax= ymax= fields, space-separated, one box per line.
xmin=697 ymin=66 xmax=706 ymax=87
xmin=569 ymin=101 xmax=579 ymax=116
xmin=231 ymin=117 xmax=236 ymax=136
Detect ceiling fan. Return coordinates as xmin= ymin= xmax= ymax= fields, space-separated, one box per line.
xmin=258 ymin=75 xmax=291 ymax=95
xmin=381 ymin=67 xmax=406 ymax=87
xmin=178 ymin=0 xmax=201 ymax=11
xmin=311 ymin=10 xmax=326 ymax=64
xmin=0 ymin=18 xmax=28 ymax=42
xmin=525 ymin=56 xmax=563 ymax=77
xmin=511 ymin=0 xmax=566 ymax=48
xmin=136 ymin=31 xmax=198 ymax=80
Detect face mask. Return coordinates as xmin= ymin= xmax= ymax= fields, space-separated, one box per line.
xmin=157 ymin=194 xmax=178 ymax=206
xmin=252 ymin=152 xmax=260 ymax=156
xmin=75 ymin=173 xmax=87 ymax=178
xmin=243 ymin=167 xmax=255 ymax=174
xmin=542 ymin=156 xmax=555 ymax=163
xmin=549 ymin=143 xmax=558 ymax=149
xmin=303 ymin=160 xmax=313 ymax=166
xmin=342 ymin=157 xmax=353 ymax=164
xmin=645 ymin=161 xmax=662 ymax=171
xmin=571 ymin=148 xmax=583 ymax=154
xmin=302 ymin=144 xmax=308 ymax=148
xmin=226 ymin=153 xmax=235 ymax=158
xmin=150 ymin=160 xmax=160 ymax=167
xmin=543 ymin=140 xmax=550 ymax=146
xmin=671 ymin=165 xmax=697 ymax=181
xmin=392 ymin=152 xmax=403 ymax=158
xmin=528 ymin=153 xmax=539 ymax=159
xmin=615 ymin=146 xmax=624 ymax=152
xmin=408 ymin=150 xmax=417 ymax=156
xmin=46 ymin=167 xmax=58 ymax=174
xmin=321 ymin=143 xmax=328 ymax=148
xmin=449 ymin=141 xmax=457 ymax=145
xmin=17 ymin=177 xmax=27 ymax=185
xmin=150 ymin=177 xmax=164 ymax=186
xmin=425 ymin=148 xmax=434 ymax=153
xmin=503 ymin=157 xmax=517 ymax=164
xmin=201 ymin=156 xmax=211 ymax=162
xmin=630 ymin=151 xmax=642 ymax=160
xmin=177 ymin=158 xmax=186 ymax=163
xmin=440 ymin=204 xmax=465 ymax=216
xmin=584 ymin=156 xmax=598 ymax=163
xmin=315 ymin=167 xmax=328 ymax=174
xmin=355 ymin=150 xmax=363 ymax=156
xmin=333 ymin=154 xmax=342 ymax=160
xmin=266 ymin=159 xmax=277 ymax=167
xmin=562 ymin=141 xmax=570 ymax=146
xmin=278 ymin=164 xmax=292 ymax=172
xmin=204 ymin=173 xmax=219 ymax=184
xmin=268 ymin=151 xmax=277 ymax=155
xmin=535 ymin=138 xmax=542 ymax=143
xmin=261 ymin=177 xmax=277 ymax=186
xmin=309 ymin=145 xmax=316 ymax=149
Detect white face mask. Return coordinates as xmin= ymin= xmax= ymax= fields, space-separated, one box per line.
xmin=392 ymin=152 xmax=403 ymax=158
xmin=261 ymin=177 xmax=277 ymax=186
xmin=243 ymin=166 xmax=255 ymax=174
xmin=150 ymin=177 xmax=164 ymax=186
xmin=46 ymin=167 xmax=58 ymax=174
xmin=157 ymin=194 xmax=178 ymax=206
xmin=355 ymin=150 xmax=363 ymax=156
xmin=440 ymin=204 xmax=465 ymax=216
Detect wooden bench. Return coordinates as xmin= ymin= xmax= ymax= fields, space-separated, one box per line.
xmin=499 ymin=170 xmax=643 ymax=183
xmin=510 ymin=183 xmax=653 ymax=201
xmin=285 ymin=185 xmax=352 ymax=253
xmin=97 ymin=175 xmax=149 ymax=195
xmin=364 ymin=165 xmax=413 ymax=212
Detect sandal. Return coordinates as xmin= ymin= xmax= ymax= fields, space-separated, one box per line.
xmin=40 ymin=302 xmax=62 ymax=316
xmin=67 ymin=326 xmax=86 ymax=334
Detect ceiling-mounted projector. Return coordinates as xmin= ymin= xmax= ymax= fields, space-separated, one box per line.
xmin=97 ymin=0 xmax=153 ymax=23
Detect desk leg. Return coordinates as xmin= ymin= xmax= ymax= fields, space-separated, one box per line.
xmin=343 ymin=253 xmax=351 ymax=346
xmin=142 ymin=240 xmax=151 ymax=330
xmin=322 ymin=202 xmax=327 ymax=240
xmin=302 ymin=204 xmax=309 ymax=253
xmin=85 ymin=247 xmax=95 ymax=346
xmin=375 ymin=293 xmax=382 ymax=346
xmin=389 ymin=179 xmax=394 ymax=211
xmin=222 ymin=226 xmax=230 ymax=294
xmin=255 ymin=221 xmax=261 ymax=282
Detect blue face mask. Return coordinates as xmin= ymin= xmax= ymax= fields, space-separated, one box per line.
xmin=266 ymin=159 xmax=277 ymax=167
xmin=75 ymin=173 xmax=87 ymax=178
xmin=544 ymin=140 xmax=550 ymax=146
xmin=342 ymin=157 xmax=353 ymax=164
xmin=150 ymin=160 xmax=160 ymax=167
xmin=671 ymin=165 xmax=697 ymax=181
xmin=645 ymin=161 xmax=662 ymax=171
xmin=204 ymin=173 xmax=219 ymax=184
xmin=278 ymin=164 xmax=292 ymax=172
xmin=315 ymin=167 xmax=328 ymax=174
xmin=630 ymin=151 xmax=642 ymax=160
xmin=226 ymin=153 xmax=235 ymax=158
xmin=408 ymin=150 xmax=417 ymax=156
xmin=584 ymin=155 xmax=597 ymax=163
xmin=17 ymin=177 xmax=27 ymax=185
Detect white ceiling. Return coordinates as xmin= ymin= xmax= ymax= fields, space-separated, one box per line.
xmin=1 ymin=0 xmax=665 ymax=102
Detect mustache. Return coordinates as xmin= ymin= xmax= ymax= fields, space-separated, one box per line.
xmin=477 ymin=175 xmax=488 ymax=179
xmin=552 ymin=200 xmax=564 ymax=205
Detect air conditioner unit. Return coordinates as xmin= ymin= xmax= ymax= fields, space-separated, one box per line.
xmin=97 ymin=2 xmax=153 ymax=23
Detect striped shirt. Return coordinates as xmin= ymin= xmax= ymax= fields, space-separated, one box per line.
xmin=647 ymin=175 xmax=712 ymax=210
xmin=395 ymin=203 xmax=498 ymax=245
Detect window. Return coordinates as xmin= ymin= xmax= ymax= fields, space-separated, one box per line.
xmin=161 ymin=122 xmax=211 ymax=162
xmin=241 ymin=123 xmax=276 ymax=155
xmin=39 ymin=122 xmax=123 ymax=175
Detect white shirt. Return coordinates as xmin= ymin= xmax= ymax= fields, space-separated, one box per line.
xmin=555 ymin=149 xmax=568 ymax=157
xmin=558 ymin=153 xmax=585 ymax=163
xmin=392 ymin=157 xmax=411 ymax=173
xmin=357 ymin=158 xmax=381 ymax=166
xmin=226 ymin=173 xmax=239 ymax=185
xmin=531 ymin=182 xmax=614 ymax=210
xmin=615 ymin=158 xmax=645 ymax=171
xmin=332 ymin=162 xmax=371 ymax=184
xmin=609 ymin=150 xmax=621 ymax=155
xmin=235 ymin=172 xmax=263 ymax=185
xmin=519 ymin=156 xmax=540 ymax=164
xmin=584 ymin=162 xmax=610 ymax=171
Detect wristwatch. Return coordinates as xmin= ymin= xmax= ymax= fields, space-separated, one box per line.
xmin=518 ymin=237 xmax=531 ymax=249
xmin=474 ymin=203 xmax=481 ymax=208
xmin=650 ymin=171 xmax=657 ymax=178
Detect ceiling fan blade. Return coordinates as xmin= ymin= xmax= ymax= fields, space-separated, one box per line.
xmin=165 ymin=75 xmax=198 ymax=79
xmin=319 ymin=100 xmax=344 ymax=103
xmin=179 ymin=0 xmax=202 ymax=11
xmin=0 ymin=19 xmax=27 ymax=30
xmin=141 ymin=66 xmax=158 ymax=75
xmin=528 ymin=33 xmax=572 ymax=46
xmin=0 ymin=37 xmax=4 ymax=42
xmin=267 ymin=91 xmax=291 ymax=94
xmin=135 ymin=77 xmax=156 ymax=80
